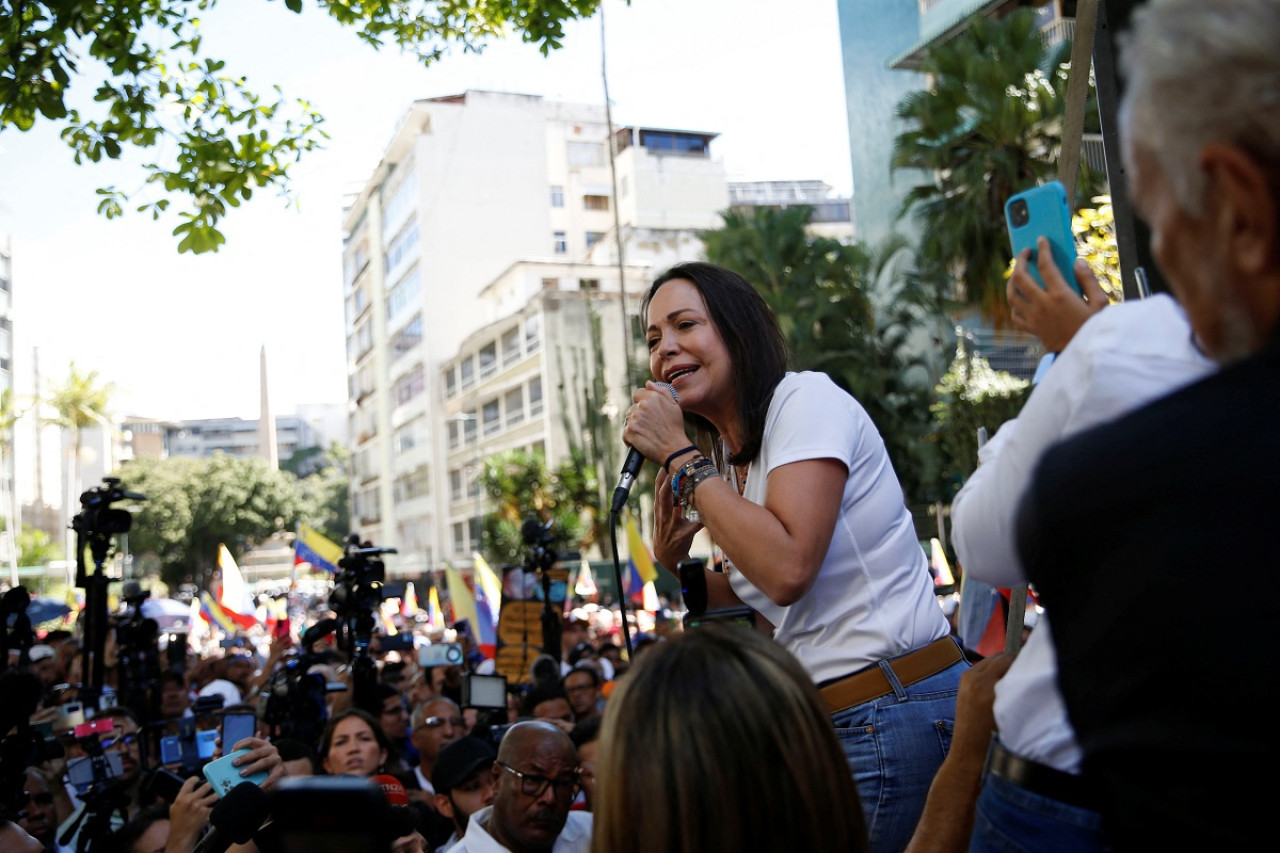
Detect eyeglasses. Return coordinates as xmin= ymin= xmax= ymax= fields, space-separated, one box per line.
xmin=101 ymin=734 xmax=138 ymax=750
xmin=497 ymin=762 xmax=581 ymax=801
xmin=421 ymin=716 xmax=465 ymax=729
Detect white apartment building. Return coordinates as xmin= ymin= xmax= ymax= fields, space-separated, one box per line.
xmin=342 ymin=90 xmax=730 ymax=575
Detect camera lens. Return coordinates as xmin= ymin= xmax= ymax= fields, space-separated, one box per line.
xmin=1010 ymin=199 xmax=1030 ymax=227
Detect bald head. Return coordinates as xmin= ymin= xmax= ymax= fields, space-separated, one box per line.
xmin=496 ymin=720 xmax=574 ymax=764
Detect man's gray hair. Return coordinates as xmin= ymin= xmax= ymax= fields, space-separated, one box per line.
xmin=1121 ymin=0 xmax=1280 ymax=212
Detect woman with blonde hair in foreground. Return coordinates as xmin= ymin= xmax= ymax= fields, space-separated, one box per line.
xmin=591 ymin=624 xmax=868 ymax=853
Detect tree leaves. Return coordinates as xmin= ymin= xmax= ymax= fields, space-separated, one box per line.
xmin=0 ymin=0 xmax=613 ymax=252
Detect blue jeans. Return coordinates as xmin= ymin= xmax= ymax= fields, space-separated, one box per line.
xmin=832 ymin=643 xmax=968 ymax=853
xmin=970 ymin=773 xmax=1112 ymax=853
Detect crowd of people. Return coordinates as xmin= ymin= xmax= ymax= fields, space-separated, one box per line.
xmin=4 ymin=1 xmax=1279 ymax=849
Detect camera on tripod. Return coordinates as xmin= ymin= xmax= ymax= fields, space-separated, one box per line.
xmin=329 ymin=535 xmax=398 ymax=619
xmin=72 ymin=477 xmax=142 ymax=540
xmin=258 ymin=619 xmax=347 ymax=745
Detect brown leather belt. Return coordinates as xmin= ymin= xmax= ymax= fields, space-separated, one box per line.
xmin=820 ymin=636 xmax=963 ymax=715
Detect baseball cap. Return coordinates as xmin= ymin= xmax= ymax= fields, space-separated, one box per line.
xmin=29 ymin=645 xmax=55 ymax=663
xmin=432 ymin=736 xmax=497 ymax=793
xmin=567 ymin=642 xmax=596 ymax=666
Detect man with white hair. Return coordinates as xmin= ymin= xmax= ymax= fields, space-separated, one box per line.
xmin=1015 ymin=1 xmax=1280 ymax=848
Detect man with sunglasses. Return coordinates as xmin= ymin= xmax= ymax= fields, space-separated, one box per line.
xmin=448 ymin=721 xmax=590 ymax=853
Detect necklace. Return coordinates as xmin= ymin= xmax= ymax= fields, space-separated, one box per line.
xmin=733 ymin=463 xmax=748 ymax=495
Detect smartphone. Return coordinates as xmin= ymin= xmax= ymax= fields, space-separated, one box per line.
xmin=418 ymin=643 xmax=464 ymax=668
xmin=202 ymin=748 xmax=269 ymax=797
xmin=684 ymin=606 xmax=757 ymax=630
xmin=1005 ymin=181 xmax=1082 ymax=295
xmin=378 ymin=633 xmax=415 ymax=652
xmin=72 ymin=718 xmax=113 ymax=739
xmin=145 ymin=767 xmax=189 ymax=803
xmin=160 ymin=735 xmax=185 ymax=765
xmin=221 ymin=712 xmax=257 ymax=752
xmin=65 ymin=752 xmax=125 ymax=793
xmin=55 ymin=702 xmax=85 ymax=733
xmin=195 ymin=728 xmax=219 ymax=760
xmin=461 ymin=674 xmax=508 ymax=710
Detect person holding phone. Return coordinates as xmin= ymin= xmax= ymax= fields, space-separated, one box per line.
xmin=622 ymin=262 xmax=967 ymax=853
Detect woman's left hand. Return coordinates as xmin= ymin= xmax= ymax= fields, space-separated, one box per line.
xmin=652 ymin=465 xmax=702 ymax=574
xmin=227 ymin=737 xmax=286 ymax=790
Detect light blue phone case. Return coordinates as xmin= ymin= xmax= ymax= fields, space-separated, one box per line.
xmin=202 ymin=748 xmax=269 ymax=797
xmin=1005 ymin=180 xmax=1082 ymax=295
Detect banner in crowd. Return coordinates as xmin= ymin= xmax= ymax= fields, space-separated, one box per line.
xmin=493 ymin=560 xmax=570 ymax=686
xmin=624 ymin=515 xmax=660 ymax=610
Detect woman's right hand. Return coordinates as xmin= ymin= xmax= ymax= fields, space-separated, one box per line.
xmin=652 ymin=465 xmax=701 ymax=574
xmin=167 ymin=777 xmax=219 ymax=853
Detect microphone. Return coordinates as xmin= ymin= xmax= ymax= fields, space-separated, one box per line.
xmin=193 ymin=781 xmax=271 ymax=853
xmin=610 ymin=381 xmax=679 ymax=515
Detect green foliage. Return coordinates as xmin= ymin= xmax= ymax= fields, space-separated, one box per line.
xmin=700 ymin=206 xmax=942 ymax=504
xmin=0 ymin=0 xmax=611 ymax=253
xmin=286 ymin=442 xmax=351 ymax=544
xmin=18 ymin=524 xmax=62 ymax=566
xmin=892 ymin=8 xmax=1105 ymax=324
xmin=117 ymin=453 xmax=305 ymax=587
xmin=479 ymin=447 xmax=596 ymax=566
xmin=930 ymin=350 xmax=1031 ymax=499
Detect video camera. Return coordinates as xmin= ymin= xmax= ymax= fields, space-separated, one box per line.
xmin=329 ymin=535 xmax=397 ymax=621
xmin=258 ymin=619 xmax=347 ymax=746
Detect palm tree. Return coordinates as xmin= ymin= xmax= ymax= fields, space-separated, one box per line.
xmin=45 ymin=362 xmax=115 ymax=561
xmin=891 ymin=8 xmax=1101 ymax=324
xmin=701 ymin=206 xmax=940 ymax=503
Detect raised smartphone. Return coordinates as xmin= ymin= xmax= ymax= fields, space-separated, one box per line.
xmin=418 ymin=642 xmax=463 ymax=668
xmin=221 ymin=712 xmax=257 ymax=752
xmin=1005 ymin=181 xmax=1082 ymax=295
xmin=202 ymin=748 xmax=269 ymax=798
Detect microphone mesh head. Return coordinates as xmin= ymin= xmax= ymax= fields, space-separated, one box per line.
xmin=654 ymin=381 xmax=679 ymax=403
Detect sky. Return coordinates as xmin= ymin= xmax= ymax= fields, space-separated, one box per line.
xmin=0 ymin=0 xmax=853 ymax=422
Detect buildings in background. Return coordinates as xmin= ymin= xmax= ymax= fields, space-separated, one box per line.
xmin=342 ymin=90 xmax=855 ymax=577
xmin=1 ymin=234 xmax=15 ymax=573
xmin=837 ymin=0 xmax=1083 ymax=246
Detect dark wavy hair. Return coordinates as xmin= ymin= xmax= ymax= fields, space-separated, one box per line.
xmin=317 ymin=707 xmax=390 ymax=775
xmin=642 ymin=262 xmax=788 ymax=465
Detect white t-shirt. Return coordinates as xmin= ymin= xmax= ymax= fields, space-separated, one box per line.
xmin=445 ymin=805 xmax=592 ymax=853
xmin=953 ymin=295 xmax=1213 ymax=772
xmin=726 ymin=371 xmax=949 ymax=683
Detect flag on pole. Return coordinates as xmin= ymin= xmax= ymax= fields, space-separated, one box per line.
xmin=402 ymin=582 xmax=419 ymax=619
xmin=294 ymin=524 xmax=343 ymax=574
xmin=427 ymin=586 xmax=445 ymax=632
xmin=930 ymin=538 xmax=956 ymax=588
xmin=216 ymin=545 xmax=257 ymax=630
xmin=624 ymin=516 xmax=658 ymax=604
xmin=188 ymin=595 xmax=208 ymax=646
xmin=199 ymin=591 xmax=240 ymax=636
xmin=574 ymin=554 xmax=598 ymax=598
xmin=445 ymin=566 xmax=480 ymax=641
xmin=472 ymin=553 xmax=501 ymax=659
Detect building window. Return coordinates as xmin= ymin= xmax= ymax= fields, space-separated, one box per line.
xmin=553 ymin=231 xmax=568 ymax=254
xmin=583 ymin=194 xmax=610 ymax=211
xmin=585 ymin=231 xmax=606 ymax=249
xmin=392 ymin=365 xmax=426 ymax=406
xmin=446 ymin=366 xmax=457 ymax=398
xmin=460 ymin=356 xmax=475 ymax=390
xmin=528 ymin=376 xmax=543 ymax=417
xmin=550 ymin=186 xmax=564 ymax=207
xmin=567 ymin=141 xmax=605 ymax=167
xmin=452 ymin=521 xmax=467 ymax=555
xmin=525 ymin=315 xmax=541 ymax=353
xmin=482 ymin=399 xmax=501 ymax=436
xmin=450 ymin=470 xmax=464 ymax=502
xmin=505 ymin=386 xmax=524 ymax=427
xmin=479 ymin=342 xmax=497 ymax=379
xmin=390 ymin=313 xmax=423 ymax=359
xmin=541 ymin=277 xmax=558 ymax=290
xmin=501 ymin=326 xmax=521 ymax=367
xmin=579 ymin=279 xmax=600 ymax=292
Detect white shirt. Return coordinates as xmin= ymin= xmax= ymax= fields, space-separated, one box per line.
xmin=444 ymin=805 xmax=592 ymax=853
xmin=414 ymin=765 xmax=435 ymax=794
xmin=952 ymin=295 xmax=1213 ymax=772
xmin=727 ymin=371 xmax=950 ymax=683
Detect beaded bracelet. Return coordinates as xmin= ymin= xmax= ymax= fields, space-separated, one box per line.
xmin=680 ymin=464 xmax=720 ymax=523
xmin=663 ymin=444 xmax=699 ymax=471
xmin=671 ymin=456 xmax=715 ymax=509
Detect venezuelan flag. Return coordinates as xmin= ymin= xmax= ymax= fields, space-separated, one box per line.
xmin=217 ymin=545 xmax=258 ymax=630
xmin=427 ymin=585 xmax=445 ymax=632
xmin=446 ymin=566 xmax=480 ymax=640
xmin=199 ymin=591 xmax=240 ymax=636
xmin=624 ymin=515 xmax=658 ymax=604
xmin=471 ymin=554 xmax=501 ymax=658
xmin=295 ymin=524 xmax=343 ymax=574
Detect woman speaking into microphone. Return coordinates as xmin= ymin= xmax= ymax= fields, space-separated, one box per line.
xmin=622 ymin=261 xmax=967 ymax=853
